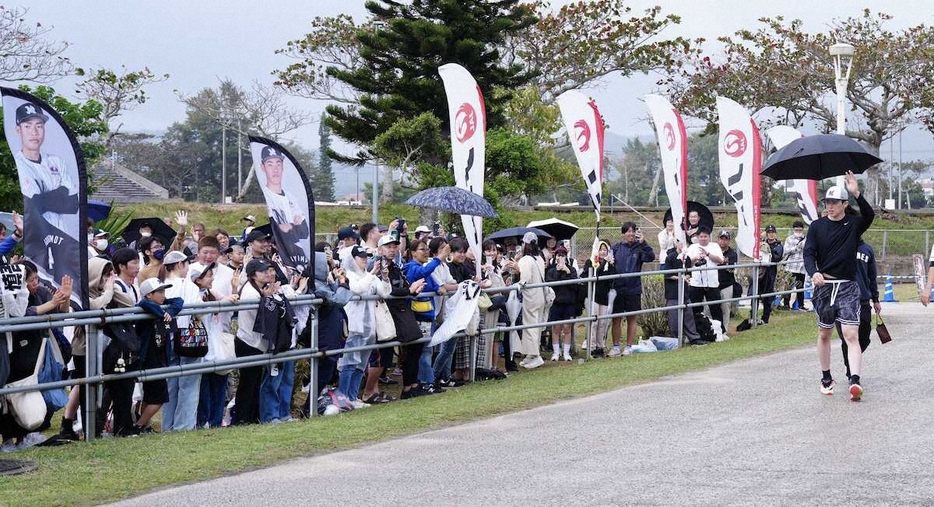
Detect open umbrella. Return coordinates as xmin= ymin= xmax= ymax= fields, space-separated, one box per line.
xmin=121 ymin=217 xmax=177 ymax=246
xmin=526 ymin=218 xmax=579 ymax=241
xmin=87 ymin=199 xmax=112 ymax=222
xmin=405 ymin=186 xmax=498 ymax=218
xmin=663 ymin=201 xmax=714 ymax=232
xmin=761 ymin=134 xmax=883 ymax=181
xmin=485 ymin=227 xmax=552 ymax=245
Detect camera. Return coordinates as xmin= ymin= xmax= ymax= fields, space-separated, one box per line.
xmin=432 ymin=222 xmax=441 ymax=235
xmin=694 ymin=259 xmax=707 ymax=267
xmin=396 ymin=216 xmax=405 ymax=230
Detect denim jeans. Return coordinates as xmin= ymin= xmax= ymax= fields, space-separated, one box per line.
xmin=259 ymin=360 xmax=295 ymax=423
xmin=163 ymin=355 xmax=202 ymax=432
xmin=338 ymin=368 xmax=365 ymax=401
xmin=417 ymin=344 xmax=435 ymax=385
xmin=432 ymin=338 xmax=456 ymax=380
xmin=198 ymin=373 xmax=228 ymax=428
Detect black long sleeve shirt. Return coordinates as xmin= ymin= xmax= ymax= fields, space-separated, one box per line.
xmin=803 ymin=193 xmax=875 ymax=280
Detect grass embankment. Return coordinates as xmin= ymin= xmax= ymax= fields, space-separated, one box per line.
xmin=0 ymin=311 xmax=817 ymax=506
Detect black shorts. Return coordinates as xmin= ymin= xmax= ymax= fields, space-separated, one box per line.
xmin=142 ymin=379 xmax=168 ymax=404
xmin=548 ymin=303 xmax=578 ymax=322
xmin=813 ymin=280 xmax=861 ymax=329
xmin=367 ymin=346 xmax=395 ymax=369
xmin=612 ymin=293 xmax=642 ymax=315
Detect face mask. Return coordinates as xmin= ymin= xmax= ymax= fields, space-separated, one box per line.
xmin=794 ymin=232 xmax=803 ymax=238
xmin=153 ymin=249 xmax=165 ymax=261
xmin=140 ymin=231 xmax=152 ymax=238
xmin=96 ymin=239 xmax=108 ymax=250
xmin=87 ymin=233 xmax=94 ymax=242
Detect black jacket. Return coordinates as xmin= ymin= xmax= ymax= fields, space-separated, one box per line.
xmin=385 ymin=261 xmax=422 ymax=342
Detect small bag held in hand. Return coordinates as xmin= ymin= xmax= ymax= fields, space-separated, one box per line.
xmin=375 ymin=300 xmax=397 ymax=342
xmin=875 ymin=314 xmax=892 ymax=344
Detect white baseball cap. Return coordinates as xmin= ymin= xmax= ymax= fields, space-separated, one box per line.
xmin=378 ymin=235 xmax=400 ymax=247
xmin=139 ymin=278 xmax=172 ymax=297
xmin=414 ymin=225 xmax=431 ymax=234
xmin=824 ymin=186 xmax=849 ymax=201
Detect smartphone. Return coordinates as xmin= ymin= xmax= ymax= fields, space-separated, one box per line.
xmin=391 ymin=229 xmax=400 ymax=241
xmin=432 ymin=222 xmax=441 ymax=235
xmin=396 ymin=216 xmax=406 ymax=230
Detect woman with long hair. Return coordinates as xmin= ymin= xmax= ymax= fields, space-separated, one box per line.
xmin=233 ymin=258 xmax=279 ymax=425
xmin=517 ymin=232 xmax=546 ymax=369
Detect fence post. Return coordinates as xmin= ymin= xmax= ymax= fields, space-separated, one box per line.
xmin=676 ymin=265 xmax=685 ymax=347
xmin=751 ymin=265 xmax=760 ymax=328
xmin=881 ymin=230 xmax=888 ymax=261
xmin=308 ymin=308 xmax=319 ymax=418
xmin=585 ymin=267 xmax=594 ymax=359
xmin=85 ymin=324 xmax=99 ymax=441
xmin=926 ymin=231 xmax=930 ymax=263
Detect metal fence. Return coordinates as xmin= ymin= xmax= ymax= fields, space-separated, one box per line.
xmin=0 ymin=258 xmax=815 ymax=442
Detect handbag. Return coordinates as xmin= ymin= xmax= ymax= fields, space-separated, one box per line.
xmin=536 ymin=260 xmax=556 ymax=306
xmin=478 ymin=292 xmax=493 ymax=311
xmin=375 ymin=300 xmax=397 ymax=342
xmin=175 ymin=316 xmax=209 ymax=358
xmin=3 ymin=339 xmax=48 ymax=430
xmin=38 ymin=337 xmax=68 ymax=413
xmin=875 ymin=314 xmax=892 ymax=344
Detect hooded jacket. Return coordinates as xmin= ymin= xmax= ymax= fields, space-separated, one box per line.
xmin=341 ymin=254 xmax=390 ymax=337
xmin=610 ymin=239 xmax=656 ymax=296
xmin=309 ymin=252 xmax=353 ymax=350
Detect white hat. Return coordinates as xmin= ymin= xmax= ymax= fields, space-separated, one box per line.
xmin=522 ymin=231 xmax=538 ymax=244
xmin=243 ymin=214 xmax=256 ymax=222
xmin=162 ymin=250 xmax=191 ymax=265
xmin=139 ymin=278 xmax=172 ymax=297
xmin=189 ymin=262 xmax=216 ymax=282
xmin=414 ymin=225 xmax=431 ymax=234
xmin=824 ymin=186 xmax=849 ymax=201
xmin=378 ymin=234 xmax=400 ymax=247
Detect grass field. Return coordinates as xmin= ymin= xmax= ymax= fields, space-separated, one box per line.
xmin=0 ymin=311 xmax=819 ymax=506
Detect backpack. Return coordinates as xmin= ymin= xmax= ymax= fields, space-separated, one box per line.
xmin=317 ymin=387 xmax=354 ymax=415
xmin=693 ymin=313 xmax=718 ymax=342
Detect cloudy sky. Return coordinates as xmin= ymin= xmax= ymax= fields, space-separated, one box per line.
xmin=9 ymin=0 xmax=934 ymax=162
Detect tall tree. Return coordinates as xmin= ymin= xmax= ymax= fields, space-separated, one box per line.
xmin=320 ymin=0 xmax=538 ymax=164
xmin=665 ymin=10 xmax=934 ymax=205
xmin=315 ymin=113 xmax=336 ymax=201
xmin=75 ymin=65 xmax=169 ymax=143
xmin=0 ymin=6 xmax=71 ymax=82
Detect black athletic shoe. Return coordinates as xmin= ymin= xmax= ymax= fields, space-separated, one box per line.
xmin=592 ymin=347 xmax=605 ymax=358
xmin=378 ymin=375 xmax=398 ymax=385
xmin=436 ymin=378 xmax=464 ymax=388
xmin=505 ymin=360 xmax=519 ymax=372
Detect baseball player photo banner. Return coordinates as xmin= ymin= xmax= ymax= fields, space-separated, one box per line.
xmin=1 ymin=87 xmax=88 ymax=309
xmin=439 ymin=63 xmax=486 ymax=276
xmin=645 ymin=94 xmax=689 ymax=245
xmin=557 ymin=90 xmax=605 ymax=222
xmin=766 ymin=126 xmax=820 ymax=225
xmin=716 ymin=97 xmax=762 ymax=259
xmin=248 ymin=136 xmax=315 ymax=279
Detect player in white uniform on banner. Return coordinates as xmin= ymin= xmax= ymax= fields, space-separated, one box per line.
xmin=259 ymin=146 xmax=310 ymax=274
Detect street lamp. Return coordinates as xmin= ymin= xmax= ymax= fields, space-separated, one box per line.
xmin=830 ymin=42 xmax=856 ymax=188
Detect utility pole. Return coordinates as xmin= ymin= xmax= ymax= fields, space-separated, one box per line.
xmin=237 ymin=118 xmax=243 ymax=195
xmin=221 ymin=124 xmax=227 ymax=204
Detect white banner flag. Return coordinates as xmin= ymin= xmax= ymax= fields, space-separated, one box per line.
xmin=766 ymin=126 xmax=819 ymax=225
xmin=556 ymin=90 xmax=605 ymax=222
xmin=716 ymin=97 xmax=762 ymax=259
xmin=439 ymin=63 xmax=486 ymax=274
xmin=645 ymin=94 xmax=688 ymax=244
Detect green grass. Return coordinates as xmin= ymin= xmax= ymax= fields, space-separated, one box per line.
xmin=0 ymin=311 xmax=818 ymax=506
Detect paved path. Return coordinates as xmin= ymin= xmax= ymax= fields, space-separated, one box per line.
xmin=113 ymin=303 xmax=934 ymax=506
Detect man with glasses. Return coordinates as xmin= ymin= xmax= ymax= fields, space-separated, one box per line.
xmin=803 ymin=171 xmax=874 ymax=401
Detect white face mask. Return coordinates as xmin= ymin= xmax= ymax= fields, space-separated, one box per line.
xmin=96 ymin=239 xmax=109 ymax=250
xmin=140 ymin=231 xmax=152 ymax=238
xmin=794 ymin=232 xmax=804 ymax=238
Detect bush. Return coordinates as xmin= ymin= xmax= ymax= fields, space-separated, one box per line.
xmin=639 ymin=275 xmax=670 ymax=337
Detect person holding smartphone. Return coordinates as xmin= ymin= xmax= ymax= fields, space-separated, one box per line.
xmin=545 ymin=246 xmax=581 ymax=361
xmin=608 ymin=222 xmax=655 ymax=357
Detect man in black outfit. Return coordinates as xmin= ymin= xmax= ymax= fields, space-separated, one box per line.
xmin=803 ymin=171 xmax=874 ymax=401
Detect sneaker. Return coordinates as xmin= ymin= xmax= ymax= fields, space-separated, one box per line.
xmin=621 ymin=345 xmax=633 ymax=357
xmin=401 ymin=388 xmax=423 ymax=400
xmin=436 ymin=378 xmax=464 ymax=388
xmin=849 ymin=382 xmax=863 ymax=402
xmin=350 ymin=399 xmax=370 ymax=410
xmin=505 ymin=360 xmax=519 ymax=372
xmin=562 ymin=353 xmax=572 ymax=362
xmin=820 ymin=378 xmax=835 ymax=395
xmin=608 ymin=347 xmax=622 ymax=358
xmin=522 ymin=356 xmax=544 ymax=369
xmin=378 ymin=375 xmax=398 ymax=385
xmin=592 ymin=348 xmax=605 ymax=358
xmin=423 ymin=383 xmax=446 ymax=395
xmin=16 ymin=432 xmax=47 ymax=450
xmin=0 ymin=440 xmax=17 ymax=453
xmin=550 ymin=352 xmax=560 ymax=362
xmin=58 ymin=420 xmax=80 ymax=442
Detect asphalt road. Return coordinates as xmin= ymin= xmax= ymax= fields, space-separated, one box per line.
xmin=112 ymin=303 xmax=934 ymax=506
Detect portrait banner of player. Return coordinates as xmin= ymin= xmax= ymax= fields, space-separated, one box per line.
xmin=248 ymin=136 xmax=315 ymax=279
xmin=1 ymin=87 xmax=88 ymax=309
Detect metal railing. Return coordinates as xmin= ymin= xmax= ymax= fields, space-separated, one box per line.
xmin=0 ymin=257 xmax=815 ymax=441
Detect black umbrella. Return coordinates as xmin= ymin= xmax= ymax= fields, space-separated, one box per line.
xmin=663 ymin=201 xmax=714 ymax=233
xmin=121 ymin=217 xmax=177 ymax=246
xmin=761 ymin=134 xmax=883 ymax=181
xmin=405 ymin=186 xmax=498 ymax=218
xmin=526 ymin=218 xmax=579 ymax=241
xmin=485 ymin=227 xmax=552 ymax=245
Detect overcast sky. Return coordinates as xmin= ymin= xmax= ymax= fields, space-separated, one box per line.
xmin=8 ymin=0 xmax=934 ymax=161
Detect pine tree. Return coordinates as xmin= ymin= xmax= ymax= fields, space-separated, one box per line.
xmin=324 ymin=0 xmax=537 ymax=164
xmin=315 ymin=113 xmax=336 ymax=201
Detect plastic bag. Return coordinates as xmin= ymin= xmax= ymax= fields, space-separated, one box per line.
xmin=650 ymin=336 xmax=680 ymax=351
xmin=630 ymin=338 xmax=658 ymax=353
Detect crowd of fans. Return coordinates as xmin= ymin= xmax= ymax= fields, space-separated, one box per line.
xmin=0 ymin=208 xmax=843 ymax=450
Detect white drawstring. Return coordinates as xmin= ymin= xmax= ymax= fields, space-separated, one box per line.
xmin=825 ymin=279 xmax=847 ymax=306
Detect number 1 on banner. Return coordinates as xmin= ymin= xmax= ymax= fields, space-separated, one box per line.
xmin=48 ymin=247 xmax=54 ymax=270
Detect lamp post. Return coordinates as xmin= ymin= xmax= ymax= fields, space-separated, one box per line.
xmin=830 ymin=42 xmax=856 ymax=188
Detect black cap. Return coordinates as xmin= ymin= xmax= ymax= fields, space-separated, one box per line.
xmin=15 ymin=102 xmax=49 ymax=125
xmin=246 ymin=229 xmax=271 ymax=243
xmin=261 ymin=146 xmax=285 ymax=163
xmin=338 ymin=226 xmax=359 ymax=241
xmin=350 ymin=245 xmax=369 ymax=258
xmin=765 ymin=225 xmax=777 ymax=233
xmin=245 ymin=258 xmax=272 ymax=276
